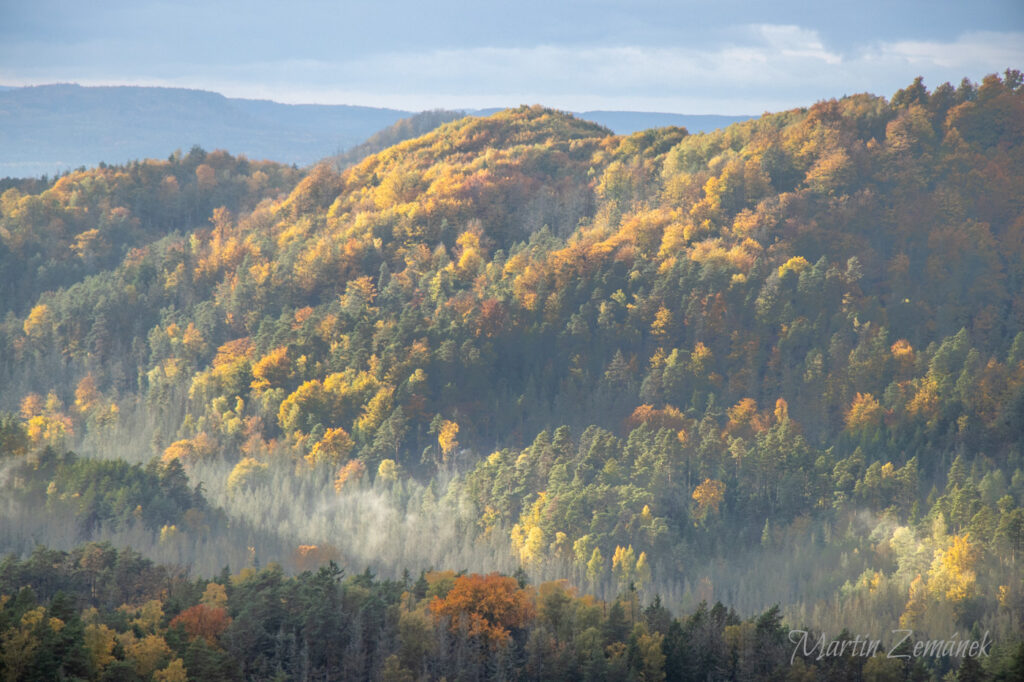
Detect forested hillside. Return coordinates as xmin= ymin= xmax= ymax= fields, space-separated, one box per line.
xmin=2 ymin=71 xmax=1023 ymax=680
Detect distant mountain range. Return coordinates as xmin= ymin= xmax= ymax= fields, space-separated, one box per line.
xmin=0 ymin=84 xmax=411 ymax=178
xmin=0 ymin=84 xmax=753 ymax=178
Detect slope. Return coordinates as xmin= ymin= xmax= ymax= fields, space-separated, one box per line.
xmin=1 ymin=75 xmax=1023 ymax=640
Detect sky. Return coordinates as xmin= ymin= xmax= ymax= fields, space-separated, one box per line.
xmin=1 ymin=0 xmax=1022 ymax=114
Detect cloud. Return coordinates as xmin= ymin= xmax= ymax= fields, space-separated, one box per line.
xmin=866 ymin=31 xmax=1024 ymax=70
xmin=748 ymin=24 xmax=843 ymax=65
xmin=3 ymin=26 xmax=1021 ymax=113
xmin=232 ymin=27 xmax=1022 ymax=112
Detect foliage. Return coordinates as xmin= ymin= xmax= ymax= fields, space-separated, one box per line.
xmin=1 ymin=72 xmax=1024 ymax=679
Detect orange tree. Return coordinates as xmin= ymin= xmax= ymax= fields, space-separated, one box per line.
xmin=428 ymin=573 xmax=534 ymax=647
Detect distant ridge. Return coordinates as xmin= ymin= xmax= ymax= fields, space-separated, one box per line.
xmin=576 ymin=110 xmax=754 ymax=134
xmin=0 ymin=84 xmax=412 ymax=177
xmin=1 ymin=84 xmax=756 ymax=178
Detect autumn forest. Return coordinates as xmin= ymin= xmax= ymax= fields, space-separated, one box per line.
xmin=1 ymin=72 xmax=1024 ymax=680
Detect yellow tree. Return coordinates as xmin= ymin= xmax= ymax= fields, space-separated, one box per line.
xmin=23 ymin=303 xmax=53 ymax=340
xmin=127 ymin=600 xmax=164 ymax=633
xmin=378 ymin=458 xmax=402 ymax=482
xmin=845 ymin=392 xmax=882 ymax=434
xmin=773 ymin=398 xmax=789 ymax=424
xmin=726 ymin=398 xmax=764 ymax=437
xmin=83 ymin=623 xmax=117 ymax=676
xmin=153 ymin=659 xmax=188 ymax=682
xmin=438 ymin=419 xmax=459 ymax=461
xmin=635 ymin=552 xmax=652 ymax=590
xmin=2 ymin=607 xmax=45 ymax=680
xmin=306 ymin=427 xmax=355 ymax=468
xmin=612 ymin=545 xmax=637 ymax=590
xmin=899 ymin=574 xmax=928 ymax=628
xmin=692 ymin=479 xmax=726 ymax=523
xmin=125 ymin=634 xmax=172 ymax=678
xmin=250 ymin=346 xmax=292 ymax=391
xmin=226 ymin=457 xmax=269 ymax=494
xmin=161 ymin=439 xmax=197 ymax=466
xmin=927 ymin=534 xmax=981 ymax=603
xmin=201 ymin=582 xmax=228 ymax=609
xmin=636 ymin=628 xmax=666 ymax=682
xmin=651 ymin=306 xmax=673 ymax=343
xmin=510 ymin=493 xmax=548 ymax=565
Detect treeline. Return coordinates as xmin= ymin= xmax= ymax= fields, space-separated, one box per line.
xmin=2 ymin=545 xmax=1023 ymax=681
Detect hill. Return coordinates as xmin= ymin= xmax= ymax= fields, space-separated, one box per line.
xmin=1 ymin=73 xmax=1023 ymax=680
xmin=0 ymin=84 xmax=412 ymax=177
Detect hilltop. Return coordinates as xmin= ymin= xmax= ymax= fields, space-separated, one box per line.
xmin=0 ymin=84 xmax=754 ymax=179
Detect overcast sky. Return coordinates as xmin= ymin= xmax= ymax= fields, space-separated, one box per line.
xmin=1 ymin=0 xmax=1022 ymax=113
